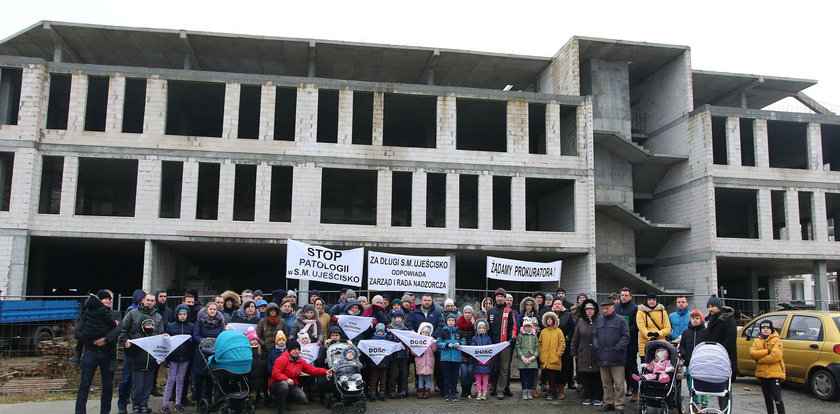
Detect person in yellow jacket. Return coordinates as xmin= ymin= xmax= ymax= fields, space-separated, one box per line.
xmin=635 ymin=292 xmax=671 ymax=356
xmin=750 ymin=320 xmax=786 ymax=414
xmin=539 ymin=311 xmax=566 ymax=400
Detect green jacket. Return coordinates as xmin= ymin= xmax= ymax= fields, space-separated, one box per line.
xmin=514 ymin=331 xmax=539 ymax=369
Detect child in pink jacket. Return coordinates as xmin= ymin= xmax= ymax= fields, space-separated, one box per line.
xmin=411 ymin=322 xmax=437 ymax=399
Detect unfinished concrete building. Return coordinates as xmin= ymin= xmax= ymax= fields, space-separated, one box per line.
xmin=0 ymin=22 xmax=837 ymax=310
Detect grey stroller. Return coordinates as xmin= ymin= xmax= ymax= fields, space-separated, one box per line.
xmin=687 ymin=342 xmax=732 ymax=414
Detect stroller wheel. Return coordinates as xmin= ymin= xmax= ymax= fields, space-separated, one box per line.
xmin=331 ymin=402 xmax=345 ymax=414
xmin=218 ymin=406 xmax=231 ymax=414
xmin=324 ymin=393 xmax=334 ymax=408
xmin=661 ymin=404 xmax=669 ymax=414
xmin=197 ymin=399 xmax=210 ymax=414
xmin=244 ymin=402 xmax=256 ymax=414
xmin=638 ymin=402 xmax=647 ymax=414
xmin=353 ymin=400 xmax=366 ymax=414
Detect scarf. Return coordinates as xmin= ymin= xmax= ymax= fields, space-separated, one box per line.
xmin=390 ymin=320 xmax=405 ymax=330
xmin=300 ymin=318 xmax=318 ymax=339
xmin=275 ymin=345 xmax=286 ymax=351
xmin=500 ymin=305 xmax=511 ymax=342
xmin=267 ymin=314 xmax=281 ymax=326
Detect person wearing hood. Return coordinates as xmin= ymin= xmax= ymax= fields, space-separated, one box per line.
xmin=75 ymin=290 xmax=121 ymax=414
xmin=636 ymin=292 xmax=671 ymax=357
xmin=456 ymin=305 xmax=477 ymax=399
xmin=550 ymin=297 xmax=576 ymax=397
xmin=121 ymin=294 xmax=165 ymax=414
xmin=330 ymin=288 xmax=357 ymax=316
xmin=367 ymin=323 xmax=392 ymax=401
xmin=115 ymin=288 xmax=146 ymax=414
xmin=438 ymin=313 xmax=465 ymax=402
xmin=220 ymin=290 xmax=241 ymax=318
xmin=667 ymin=296 xmax=690 ymax=341
xmin=190 ymin=302 xmax=226 ymax=402
xmin=705 ymin=295 xmax=738 ymax=412
xmin=515 ymin=317 xmax=540 ymax=400
xmin=257 ymin=302 xmax=287 ymax=353
xmin=519 ymin=296 xmax=541 ymax=329
xmin=471 ymin=319 xmax=493 ymax=401
xmin=487 ymin=288 xmax=517 ymax=400
xmin=162 ymin=304 xmax=195 ymax=414
xmin=361 ymin=295 xmax=391 ymax=337
xmin=678 ymin=310 xmax=708 ymax=410
xmin=279 ymin=299 xmax=297 ymax=328
xmin=290 ymin=304 xmax=324 ymax=345
xmin=256 ymin=300 xmax=268 ymax=319
xmin=570 ymin=299 xmax=603 ymax=406
xmin=412 ymin=322 xmax=438 ymax=399
xmin=750 ymin=320 xmax=786 ymax=414
xmin=539 ymin=311 xmax=566 ymax=401
xmin=386 ymin=310 xmax=410 ymax=399
xmin=231 ymin=299 xmax=261 ymax=324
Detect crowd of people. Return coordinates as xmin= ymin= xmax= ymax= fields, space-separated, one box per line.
xmin=71 ymin=285 xmax=786 ymax=414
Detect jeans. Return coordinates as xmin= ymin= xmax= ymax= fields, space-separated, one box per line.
xmin=441 ymin=362 xmax=459 ymax=398
xmin=117 ymin=355 xmax=134 ymax=409
xmin=75 ymin=349 xmax=114 ymax=414
xmin=417 ymin=374 xmax=432 ymax=389
xmin=270 ymin=381 xmax=306 ymax=411
xmin=519 ymin=368 xmax=536 ymax=391
xmin=131 ymin=369 xmax=155 ymax=408
xmin=387 ymin=358 xmax=408 ymax=395
xmin=163 ymin=361 xmax=189 ymax=406
xmin=459 ymin=362 xmax=474 ymax=393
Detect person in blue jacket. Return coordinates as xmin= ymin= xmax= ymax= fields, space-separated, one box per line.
xmin=437 ymin=314 xmax=466 ymax=402
xmin=162 ymin=304 xmax=194 ymax=413
xmin=667 ymin=296 xmax=690 ymax=341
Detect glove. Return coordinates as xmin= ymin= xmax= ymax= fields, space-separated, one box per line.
xmin=767 ymin=349 xmax=772 ymax=355
xmin=452 ymin=342 xmax=460 ymax=348
xmin=652 ymin=332 xmax=660 ymax=339
xmin=447 ymin=343 xmax=455 ymax=348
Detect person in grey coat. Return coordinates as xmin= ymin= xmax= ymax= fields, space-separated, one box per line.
xmin=570 ymin=299 xmax=603 ymax=405
xmin=593 ymin=299 xmax=630 ymax=414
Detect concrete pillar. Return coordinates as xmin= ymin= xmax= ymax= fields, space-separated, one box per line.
xmin=1 ymin=235 xmax=30 ymax=296
xmin=784 ymin=189 xmax=801 ymax=241
xmin=807 ymin=123 xmax=824 ymax=171
xmin=478 ymin=173 xmax=493 ymax=230
xmin=337 ymin=88 xmax=353 ymax=145
xmin=511 ymin=176 xmax=526 ymax=231
xmin=291 ymin=164 xmax=321 ymax=225
xmin=255 ymin=163 xmax=272 ymax=222
xmin=144 ymin=76 xmax=167 ymax=136
xmin=105 ymin=75 xmax=126 ymax=133
xmin=507 ymin=100 xmax=527 ymax=155
xmin=8 ymin=149 xmax=35 ymax=217
xmin=749 ymin=270 xmax=760 ymax=316
xmin=446 ymin=173 xmax=458 ymax=229
xmin=754 ymin=119 xmax=769 ymax=168
xmin=377 ymin=170 xmax=391 ymax=227
xmin=296 ymin=85 xmax=318 ymax=143
xmin=813 ymin=261 xmax=829 ymax=310
xmin=217 ymin=161 xmax=235 ymax=220
xmin=142 ymin=239 xmax=153 ymax=293
xmin=813 ymin=190 xmax=829 ymax=242
xmin=437 ymin=95 xmax=456 ymax=150
xmin=222 ymin=83 xmax=240 ymax=139
xmin=259 ymin=83 xmax=276 ymax=141
xmin=725 ymin=117 xmax=742 ymax=166
xmin=67 ymin=72 xmax=88 ymax=132
xmin=447 ymin=251 xmax=457 ymax=298
xmin=180 ymin=160 xmax=199 ymax=220
xmin=18 ymin=65 xmax=47 ymax=133
xmin=412 ymin=171 xmax=427 ymax=228
xmin=757 ymin=189 xmax=774 ymax=240
xmin=59 ymin=156 xmax=78 ymax=216
xmin=298 ymin=280 xmax=309 ymax=303
xmin=136 ymin=159 xmax=161 ymax=219
xmin=545 ymin=102 xmax=561 ymax=156
xmin=371 ymin=92 xmax=384 ymax=146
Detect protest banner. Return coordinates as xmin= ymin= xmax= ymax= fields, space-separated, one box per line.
xmin=129 ymin=334 xmax=191 ymax=363
xmin=299 ymin=343 xmax=320 ymax=366
xmin=486 ymin=256 xmax=562 ymax=282
xmin=286 ymin=239 xmax=363 ymax=287
xmin=335 ymin=315 xmax=373 ymax=340
xmin=390 ymin=329 xmax=435 ymax=357
xmin=226 ymin=323 xmax=258 ymax=334
xmin=358 ymin=340 xmax=405 ymax=365
xmin=367 ymin=251 xmax=449 ymax=294
xmin=458 ymin=342 xmax=510 ymax=363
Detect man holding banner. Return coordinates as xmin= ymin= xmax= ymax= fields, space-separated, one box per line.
xmin=487 ymin=288 xmax=517 ymax=400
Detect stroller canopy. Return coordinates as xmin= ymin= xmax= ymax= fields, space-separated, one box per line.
xmin=688 ymin=342 xmax=731 ymax=383
xmin=208 ymin=330 xmax=253 ymax=375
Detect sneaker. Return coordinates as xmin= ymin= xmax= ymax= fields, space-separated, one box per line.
xmin=68 ymin=354 xmax=81 ymax=364
xmin=497 ymin=391 xmax=505 ymax=400
xmin=161 ymin=407 xmax=170 ymax=414
xmin=173 ymin=405 xmax=185 ymax=413
xmin=582 ymin=399 xmax=593 ymax=405
xmin=599 ymin=404 xmax=615 ymax=412
xmin=451 ymin=396 xmax=458 ymax=402
xmin=118 ymin=408 xmax=128 ymax=414
xmin=593 ymin=400 xmax=604 ymax=406
xmin=444 ymin=397 xmax=451 ymax=402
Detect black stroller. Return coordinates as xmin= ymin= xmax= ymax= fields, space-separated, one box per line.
xmin=322 ymin=343 xmax=367 ymax=414
xmin=637 ymin=340 xmax=682 ymax=414
xmin=197 ymin=331 xmax=256 ymax=414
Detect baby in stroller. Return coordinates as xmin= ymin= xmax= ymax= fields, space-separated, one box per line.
xmin=323 ymin=342 xmax=367 ymax=413
xmin=335 ymin=346 xmax=364 ymax=391
xmin=634 ymin=346 xmax=675 ymax=383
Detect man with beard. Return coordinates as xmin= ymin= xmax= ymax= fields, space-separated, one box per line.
xmin=488 ymin=288 xmax=517 ymax=400
xmin=704 ymin=296 xmax=738 ymax=412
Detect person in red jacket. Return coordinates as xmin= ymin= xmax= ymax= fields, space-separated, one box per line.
xmin=269 ymin=339 xmax=333 ymax=414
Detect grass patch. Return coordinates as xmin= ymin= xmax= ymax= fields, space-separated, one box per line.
xmin=0 ymin=390 xmax=76 ymax=404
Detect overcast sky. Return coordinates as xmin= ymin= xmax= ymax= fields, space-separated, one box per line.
xmin=3 ymin=0 xmax=838 ymax=111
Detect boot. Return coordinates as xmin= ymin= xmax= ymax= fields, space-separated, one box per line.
xmin=545 ymin=388 xmax=554 ymax=401
xmin=425 ymin=388 xmax=431 ymax=399
xmin=557 ymin=385 xmax=566 ymax=400
xmin=630 ymin=392 xmax=639 ymax=402
xmin=378 ymin=391 xmax=386 ymax=401
xmin=531 ymin=389 xmax=539 ymax=398
xmin=521 ymin=389 xmax=528 ymax=400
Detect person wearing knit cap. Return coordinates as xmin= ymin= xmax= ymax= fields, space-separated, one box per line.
xmin=271 ymin=289 xmax=286 ymax=305
xmin=455 ymin=305 xmax=477 ymax=398
xmin=751 ymin=319 xmax=786 ymax=414
xmin=704 ymin=294 xmax=738 ymax=412
xmin=444 ymin=298 xmax=458 ymax=316
xmin=266 ymin=330 xmax=288 ymax=388
xmin=679 ymin=309 xmax=708 ymax=410
xmin=488 ymin=288 xmax=515 ymax=399
xmin=636 ymin=292 xmax=671 ymax=357
xmin=401 ymin=294 xmax=414 ymax=312
xmin=252 ymin=290 xmax=264 ymax=302
xmin=75 ymin=289 xmax=121 ymax=414
xmin=308 ymin=289 xmax=320 ymax=304
xmin=285 ymin=290 xmax=298 ymax=311
xmin=268 ymin=337 xmax=331 ymax=414
xmin=256 ymin=299 xmax=268 ymax=318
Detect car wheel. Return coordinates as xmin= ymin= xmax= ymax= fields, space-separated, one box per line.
xmin=810 ymin=368 xmax=839 ymax=401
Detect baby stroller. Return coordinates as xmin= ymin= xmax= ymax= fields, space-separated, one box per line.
xmin=197 ymin=331 xmax=256 ymax=414
xmin=322 ymin=343 xmax=367 ymax=414
xmin=687 ymin=342 xmax=732 ymax=414
xmin=636 ymin=340 xmax=682 ymax=414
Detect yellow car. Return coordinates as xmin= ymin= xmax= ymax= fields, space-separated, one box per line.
xmin=736 ymin=310 xmax=840 ymax=401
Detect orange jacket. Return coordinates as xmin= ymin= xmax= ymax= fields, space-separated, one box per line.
xmin=750 ymin=332 xmax=785 ymax=380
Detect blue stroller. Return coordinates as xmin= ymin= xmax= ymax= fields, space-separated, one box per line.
xmin=197 ymin=330 xmax=256 ymax=414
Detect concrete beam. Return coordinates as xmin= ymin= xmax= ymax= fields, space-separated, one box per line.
xmin=420 ymin=49 xmax=440 ymax=85
xmin=709 ymin=77 xmax=762 ymax=106
xmin=43 ymin=22 xmax=82 ymax=64
xmin=794 ymin=92 xmax=835 ymax=115
xmin=308 ymin=40 xmax=316 ymax=77
xmin=179 ymin=31 xmax=201 ymax=71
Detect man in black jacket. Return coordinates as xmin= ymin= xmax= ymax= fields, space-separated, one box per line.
xmin=705 ymin=296 xmax=738 ymax=412
xmin=487 ymin=288 xmax=516 ymax=399
xmin=75 ymin=290 xmax=122 ymax=414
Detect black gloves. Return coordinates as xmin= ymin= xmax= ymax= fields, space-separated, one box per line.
xmin=648 ymin=332 xmax=660 ymax=339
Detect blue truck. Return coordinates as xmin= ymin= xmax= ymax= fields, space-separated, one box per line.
xmin=0 ymin=299 xmax=81 ymax=355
